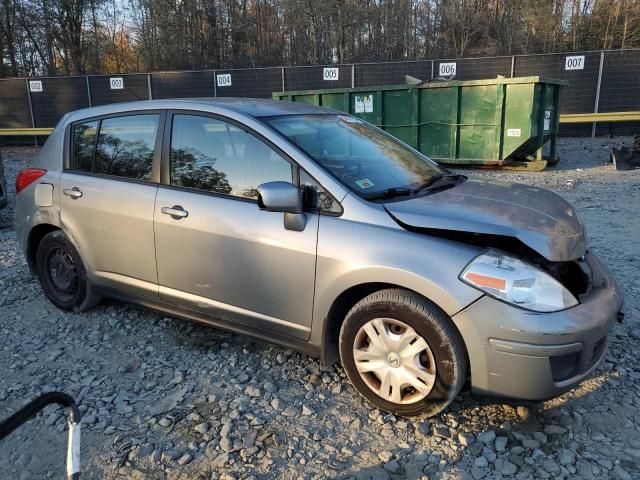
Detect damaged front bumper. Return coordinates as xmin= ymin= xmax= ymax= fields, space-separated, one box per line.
xmin=452 ymin=252 xmax=623 ymax=401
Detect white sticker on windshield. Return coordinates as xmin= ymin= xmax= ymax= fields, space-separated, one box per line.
xmin=355 ymin=178 xmax=374 ymax=189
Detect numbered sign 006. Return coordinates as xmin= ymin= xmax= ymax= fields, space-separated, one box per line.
xmin=438 ymin=62 xmax=456 ymax=77
xmin=323 ymin=68 xmax=339 ymax=81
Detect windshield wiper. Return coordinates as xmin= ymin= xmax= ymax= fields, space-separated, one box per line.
xmin=364 ymin=187 xmax=415 ymax=201
xmin=364 ymin=174 xmax=466 ymax=201
xmin=414 ymin=173 xmax=466 ymax=193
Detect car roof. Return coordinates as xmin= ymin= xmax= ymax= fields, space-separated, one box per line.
xmin=68 ymin=97 xmax=337 ymax=121
xmin=189 ymin=98 xmax=337 ymax=117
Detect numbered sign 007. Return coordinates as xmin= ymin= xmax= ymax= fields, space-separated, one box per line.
xmin=565 ymin=55 xmax=585 ymax=71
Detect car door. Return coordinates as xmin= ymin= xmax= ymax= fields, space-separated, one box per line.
xmin=153 ymin=112 xmax=319 ymax=340
xmin=60 ymin=112 xmax=163 ymax=299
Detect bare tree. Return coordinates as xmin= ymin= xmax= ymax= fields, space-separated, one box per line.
xmin=2 ymin=0 xmax=640 ymax=77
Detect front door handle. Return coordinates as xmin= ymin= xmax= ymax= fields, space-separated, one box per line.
xmin=63 ymin=187 xmax=83 ymax=199
xmin=161 ymin=205 xmax=189 ymax=220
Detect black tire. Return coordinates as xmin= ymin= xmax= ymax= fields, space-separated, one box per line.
xmin=35 ymin=230 xmax=99 ymax=312
xmin=339 ymin=288 xmax=467 ymax=417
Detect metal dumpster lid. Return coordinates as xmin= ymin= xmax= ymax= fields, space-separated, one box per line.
xmin=273 ymin=76 xmax=567 ymax=97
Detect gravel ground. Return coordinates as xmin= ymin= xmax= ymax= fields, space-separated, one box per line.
xmin=1 ymin=138 xmax=639 ymax=480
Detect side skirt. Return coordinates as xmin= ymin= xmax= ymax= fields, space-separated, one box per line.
xmin=95 ymin=286 xmax=322 ymax=359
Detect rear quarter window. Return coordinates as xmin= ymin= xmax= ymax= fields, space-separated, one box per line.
xmin=72 ymin=121 xmax=99 ymax=172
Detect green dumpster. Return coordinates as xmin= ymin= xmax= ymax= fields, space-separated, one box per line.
xmin=272 ymin=76 xmax=566 ymax=170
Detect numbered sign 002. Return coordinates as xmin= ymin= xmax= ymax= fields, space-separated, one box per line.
xmin=109 ymin=77 xmax=124 ymax=90
xmin=438 ymin=62 xmax=456 ymax=77
xmin=29 ymin=80 xmax=43 ymax=93
xmin=323 ymin=68 xmax=339 ymax=81
xmin=565 ymin=55 xmax=585 ymax=71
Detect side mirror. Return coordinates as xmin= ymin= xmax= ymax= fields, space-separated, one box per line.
xmin=257 ymin=181 xmax=306 ymax=231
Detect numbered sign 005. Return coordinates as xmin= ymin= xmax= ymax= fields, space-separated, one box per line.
xmin=109 ymin=77 xmax=124 ymax=90
xmin=438 ymin=62 xmax=456 ymax=77
xmin=323 ymin=68 xmax=339 ymax=81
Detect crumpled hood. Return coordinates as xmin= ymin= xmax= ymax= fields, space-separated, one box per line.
xmin=385 ymin=179 xmax=586 ymax=262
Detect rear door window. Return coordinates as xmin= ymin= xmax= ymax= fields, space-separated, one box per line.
xmin=94 ymin=115 xmax=160 ymax=181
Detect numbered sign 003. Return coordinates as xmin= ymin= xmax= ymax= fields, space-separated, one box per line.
xmin=565 ymin=55 xmax=585 ymax=71
xmin=323 ymin=68 xmax=339 ymax=81
xmin=438 ymin=62 xmax=456 ymax=77
xmin=109 ymin=77 xmax=124 ymax=90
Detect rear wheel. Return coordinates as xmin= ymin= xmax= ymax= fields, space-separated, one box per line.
xmin=339 ymin=289 xmax=467 ymax=417
xmin=35 ymin=230 xmax=99 ymax=312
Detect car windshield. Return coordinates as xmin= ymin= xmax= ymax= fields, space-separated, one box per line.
xmin=265 ymin=114 xmax=446 ymax=199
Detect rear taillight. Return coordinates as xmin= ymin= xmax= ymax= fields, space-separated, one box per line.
xmin=15 ymin=168 xmax=47 ymax=193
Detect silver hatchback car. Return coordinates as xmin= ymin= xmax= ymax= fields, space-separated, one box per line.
xmin=14 ymin=99 xmax=623 ymax=417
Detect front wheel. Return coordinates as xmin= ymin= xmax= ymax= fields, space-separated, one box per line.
xmin=339 ymin=289 xmax=467 ymax=417
xmin=35 ymin=230 xmax=99 ymax=312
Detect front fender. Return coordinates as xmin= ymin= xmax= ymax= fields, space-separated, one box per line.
xmin=309 ymin=215 xmax=484 ymax=347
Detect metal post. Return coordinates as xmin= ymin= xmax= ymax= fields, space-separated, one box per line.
xmin=213 ymin=71 xmax=217 ymax=97
xmin=147 ymin=74 xmax=153 ymax=100
xmin=430 ymin=61 xmax=434 ymax=80
xmin=85 ymin=76 xmax=92 ymax=107
xmin=351 ymin=64 xmax=355 ymax=88
xmin=592 ymin=50 xmax=605 ymax=138
xmin=25 ymin=79 xmax=37 ymax=146
xmin=510 ymin=56 xmax=515 ymax=78
xmin=281 ymin=67 xmax=285 ymax=92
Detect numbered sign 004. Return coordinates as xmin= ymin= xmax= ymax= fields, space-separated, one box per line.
xmin=438 ymin=62 xmax=456 ymax=77
xmin=217 ymin=74 xmax=232 ymax=87
xmin=323 ymin=68 xmax=339 ymax=81
xmin=109 ymin=77 xmax=124 ymax=90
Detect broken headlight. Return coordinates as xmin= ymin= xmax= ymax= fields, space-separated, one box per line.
xmin=460 ymin=250 xmax=578 ymax=312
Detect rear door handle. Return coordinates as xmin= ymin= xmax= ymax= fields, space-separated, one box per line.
xmin=63 ymin=187 xmax=83 ymax=199
xmin=161 ymin=205 xmax=189 ymax=220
